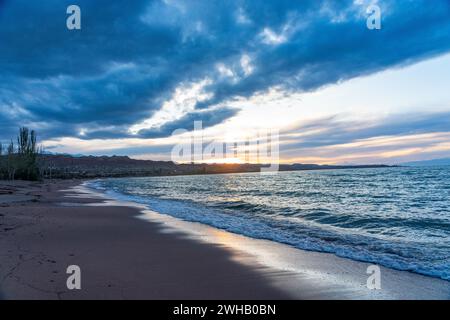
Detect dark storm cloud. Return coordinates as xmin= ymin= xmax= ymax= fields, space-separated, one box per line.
xmin=1 ymin=0 xmax=450 ymax=140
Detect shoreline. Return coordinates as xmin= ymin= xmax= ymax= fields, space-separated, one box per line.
xmin=0 ymin=179 xmax=290 ymax=299
xmin=83 ymin=181 xmax=450 ymax=300
xmin=1 ymin=179 xmax=449 ymax=300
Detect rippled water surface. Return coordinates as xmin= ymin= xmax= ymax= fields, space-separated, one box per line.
xmin=89 ymin=166 xmax=450 ymax=280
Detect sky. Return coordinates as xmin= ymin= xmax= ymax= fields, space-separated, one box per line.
xmin=1 ymin=0 xmax=450 ymax=164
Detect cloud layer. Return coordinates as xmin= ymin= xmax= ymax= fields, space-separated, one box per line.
xmin=1 ymin=0 xmax=450 ymax=141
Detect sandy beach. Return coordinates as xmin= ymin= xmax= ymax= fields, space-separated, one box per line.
xmin=0 ymin=180 xmax=449 ymax=300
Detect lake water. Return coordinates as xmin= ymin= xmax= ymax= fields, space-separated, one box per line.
xmin=89 ymin=166 xmax=450 ymax=281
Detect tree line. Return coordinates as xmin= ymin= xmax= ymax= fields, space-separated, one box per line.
xmin=0 ymin=127 xmax=41 ymax=181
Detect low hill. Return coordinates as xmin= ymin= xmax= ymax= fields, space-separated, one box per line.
xmin=36 ymin=154 xmax=393 ymax=179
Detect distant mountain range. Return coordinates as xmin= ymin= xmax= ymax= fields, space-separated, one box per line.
xmin=36 ymin=154 xmax=393 ymax=179
xmin=401 ymin=158 xmax=450 ymax=167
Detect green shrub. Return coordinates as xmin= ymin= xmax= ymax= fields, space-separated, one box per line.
xmin=0 ymin=127 xmax=41 ymax=181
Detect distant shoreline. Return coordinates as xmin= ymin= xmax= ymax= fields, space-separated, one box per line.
xmin=32 ymin=154 xmax=396 ymax=179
